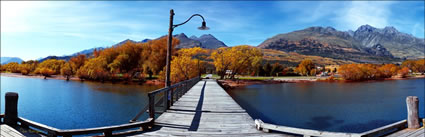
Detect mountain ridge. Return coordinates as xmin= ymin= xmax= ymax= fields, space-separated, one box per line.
xmin=258 ymin=25 xmax=424 ymax=63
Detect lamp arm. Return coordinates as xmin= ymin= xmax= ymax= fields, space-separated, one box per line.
xmin=173 ymin=14 xmax=205 ymax=28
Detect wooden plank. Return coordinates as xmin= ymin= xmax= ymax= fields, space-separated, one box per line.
xmin=0 ymin=124 xmax=25 ymax=137
xmin=131 ymin=79 xmax=285 ymax=136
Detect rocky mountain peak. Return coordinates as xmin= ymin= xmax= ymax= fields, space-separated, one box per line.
xmin=356 ymin=24 xmax=377 ymax=32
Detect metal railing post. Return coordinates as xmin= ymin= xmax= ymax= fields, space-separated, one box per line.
xmin=148 ymin=93 xmax=155 ymax=119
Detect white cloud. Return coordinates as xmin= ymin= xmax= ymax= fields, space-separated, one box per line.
xmin=1 ymin=1 xmax=162 ymax=41
xmin=333 ymin=1 xmax=394 ymax=30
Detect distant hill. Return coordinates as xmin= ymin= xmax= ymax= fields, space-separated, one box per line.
xmin=37 ymin=33 xmax=226 ymax=62
xmin=1 ymin=57 xmax=24 ymax=64
xmin=189 ymin=34 xmax=227 ymax=49
xmin=258 ymin=25 xmax=424 ymax=63
xmin=262 ymin=49 xmax=355 ymax=66
xmin=163 ymin=33 xmax=227 ymax=49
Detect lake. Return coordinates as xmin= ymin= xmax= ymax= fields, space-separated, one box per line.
xmin=1 ymin=76 xmax=424 ymax=133
xmin=0 ymin=76 xmax=162 ymax=129
xmin=227 ymin=78 xmax=425 ymax=133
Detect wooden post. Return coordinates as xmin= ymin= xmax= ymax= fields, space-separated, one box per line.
xmin=4 ymin=92 xmax=19 ymax=126
xmin=148 ymin=94 xmax=155 ymax=119
xmin=406 ymin=96 xmax=420 ymax=129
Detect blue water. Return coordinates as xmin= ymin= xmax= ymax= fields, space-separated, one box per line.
xmin=227 ymin=78 xmax=425 ymax=133
xmin=0 ymin=76 xmax=161 ymax=129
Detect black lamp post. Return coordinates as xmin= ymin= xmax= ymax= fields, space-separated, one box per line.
xmin=164 ymin=9 xmax=208 ymax=109
xmin=165 ymin=9 xmax=208 ymax=87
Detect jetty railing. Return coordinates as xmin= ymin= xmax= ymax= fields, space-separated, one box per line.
xmin=0 ymin=76 xmax=201 ymax=137
xmin=130 ymin=76 xmax=200 ymax=122
xmin=255 ymin=96 xmax=424 ymax=137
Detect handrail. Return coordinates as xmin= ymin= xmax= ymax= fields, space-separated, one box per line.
xmin=256 ymin=118 xmax=424 ymax=137
xmin=360 ymin=119 xmax=407 ymax=137
xmin=255 ymin=119 xmax=362 ymax=137
xmin=130 ymin=76 xmax=200 ymax=122
xmin=17 ymin=117 xmax=153 ymax=137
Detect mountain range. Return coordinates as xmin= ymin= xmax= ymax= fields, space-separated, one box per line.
xmin=1 ymin=57 xmax=24 ymax=64
xmin=36 ymin=34 xmax=227 ymax=62
xmin=33 ymin=25 xmax=423 ymax=64
xmin=258 ymin=25 xmax=424 ymax=63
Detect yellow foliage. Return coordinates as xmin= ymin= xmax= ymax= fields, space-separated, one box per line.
xmin=170 ymin=47 xmax=208 ymax=83
xmin=295 ymin=59 xmax=315 ymax=76
xmin=211 ymin=45 xmax=262 ymax=79
xmin=36 ymin=59 xmax=65 ymax=75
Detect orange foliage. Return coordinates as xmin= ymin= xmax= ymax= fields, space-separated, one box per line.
xmin=295 ymin=59 xmax=315 ymax=76
xmin=397 ymin=67 xmax=410 ymax=78
xmin=339 ymin=64 xmax=401 ymax=81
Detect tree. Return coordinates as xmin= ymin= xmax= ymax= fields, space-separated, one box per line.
xmin=263 ymin=62 xmax=272 ymax=76
xmin=35 ymin=59 xmax=65 ymax=75
xmin=61 ymin=63 xmax=73 ymax=80
xmin=169 ymin=47 xmax=208 ymax=83
xmin=211 ymin=47 xmax=232 ymax=79
xmin=398 ymin=67 xmax=410 ymax=78
xmin=39 ymin=68 xmax=54 ymax=79
xmin=3 ymin=62 xmax=20 ymax=73
xmin=378 ymin=64 xmax=399 ymax=78
xmin=19 ymin=64 xmax=31 ymax=75
xmin=295 ymin=59 xmax=315 ymax=76
xmin=77 ymin=57 xmax=109 ymax=81
xmin=415 ymin=59 xmax=425 ymax=74
xmin=69 ymin=54 xmax=87 ymax=73
xmin=211 ymin=45 xmax=262 ymax=79
xmin=401 ymin=60 xmax=418 ymax=72
xmin=270 ymin=62 xmax=284 ymax=76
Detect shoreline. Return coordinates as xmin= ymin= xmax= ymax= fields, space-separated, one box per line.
xmin=217 ymin=75 xmax=425 ymax=90
xmin=0 ymin=73 xmax=165 ymax=86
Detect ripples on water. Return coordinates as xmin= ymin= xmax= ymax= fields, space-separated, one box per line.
xmin=227 ymin=78 xmax=425 ymax=133
xmin=0 ymin=76 xmax=161 ymax=129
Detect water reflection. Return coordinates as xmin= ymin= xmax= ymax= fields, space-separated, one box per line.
xmin=228 ymin=78 xmax=425 ymax=133
xmin=1 ymin=76 xmax=161 ymax=129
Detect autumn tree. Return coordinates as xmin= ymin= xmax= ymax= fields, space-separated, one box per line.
xmin=211 ymin=47 xmax=232 ymax=79
xmin=39 ymin=68 xmax=55 ymax=79
xmin=19 ymin=64 xmax=31 ymax=75
xmin=35 ymin=59 xmax=65 ymax=75
xmin=270 ymin=62 xmax=284 ymax=76
xmin=2 ymin=62 xmax=20 ymax=73
xmin=378 ymin=64 xmax=399 ymax=78
xmin=401 ymin=60 xmax=418 ymax=72
xmin=398 ymin=67 xmax=410 ymax=78
xmin=263 ymin=62 xmax=272 ymax=76
xmin=77 ymin=57 xmax=109 ymax=81
xmin=295 ymin=59 xmax=315 ymax=76
xmin=415 ymin=59 xmax=425 ymax=74
xmin=211 ymin=45 xmax=262 ymax=79
xmin=170 ymin=47 xmax=208 ymax=83
xmin=61 ymin=63 xmax=73 ymax=80
xmin=144 ymin=37 xmax=179 ymax=76
xmin=69 ymin=54 xmax=87 ymax=73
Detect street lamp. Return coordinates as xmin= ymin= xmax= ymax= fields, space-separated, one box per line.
xmin=164 ymin=9 xmax=208 ymax=109
xmin=165 ymin=9 xmax=208 ymax=87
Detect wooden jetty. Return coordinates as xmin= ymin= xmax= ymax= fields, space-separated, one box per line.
xmin=1 ymin=77 xmax=424 ymax=137
xmin=131 ymin=79 xmax=283 ymax=136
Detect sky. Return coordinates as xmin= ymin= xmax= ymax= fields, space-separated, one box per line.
xmin=1 ymin=1 xmax=424 ymax=61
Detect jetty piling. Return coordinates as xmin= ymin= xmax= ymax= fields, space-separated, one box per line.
xmin=4 ymin=92 xmax=19 ymax=126
xmin=406 ymin=96 xmax=420 ymax=128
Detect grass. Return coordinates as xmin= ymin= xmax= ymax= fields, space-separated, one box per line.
xmin=201 ymin=74 xmax=220 ymax=79
xmin=236 ymin=76 xmax=316 ymax=80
